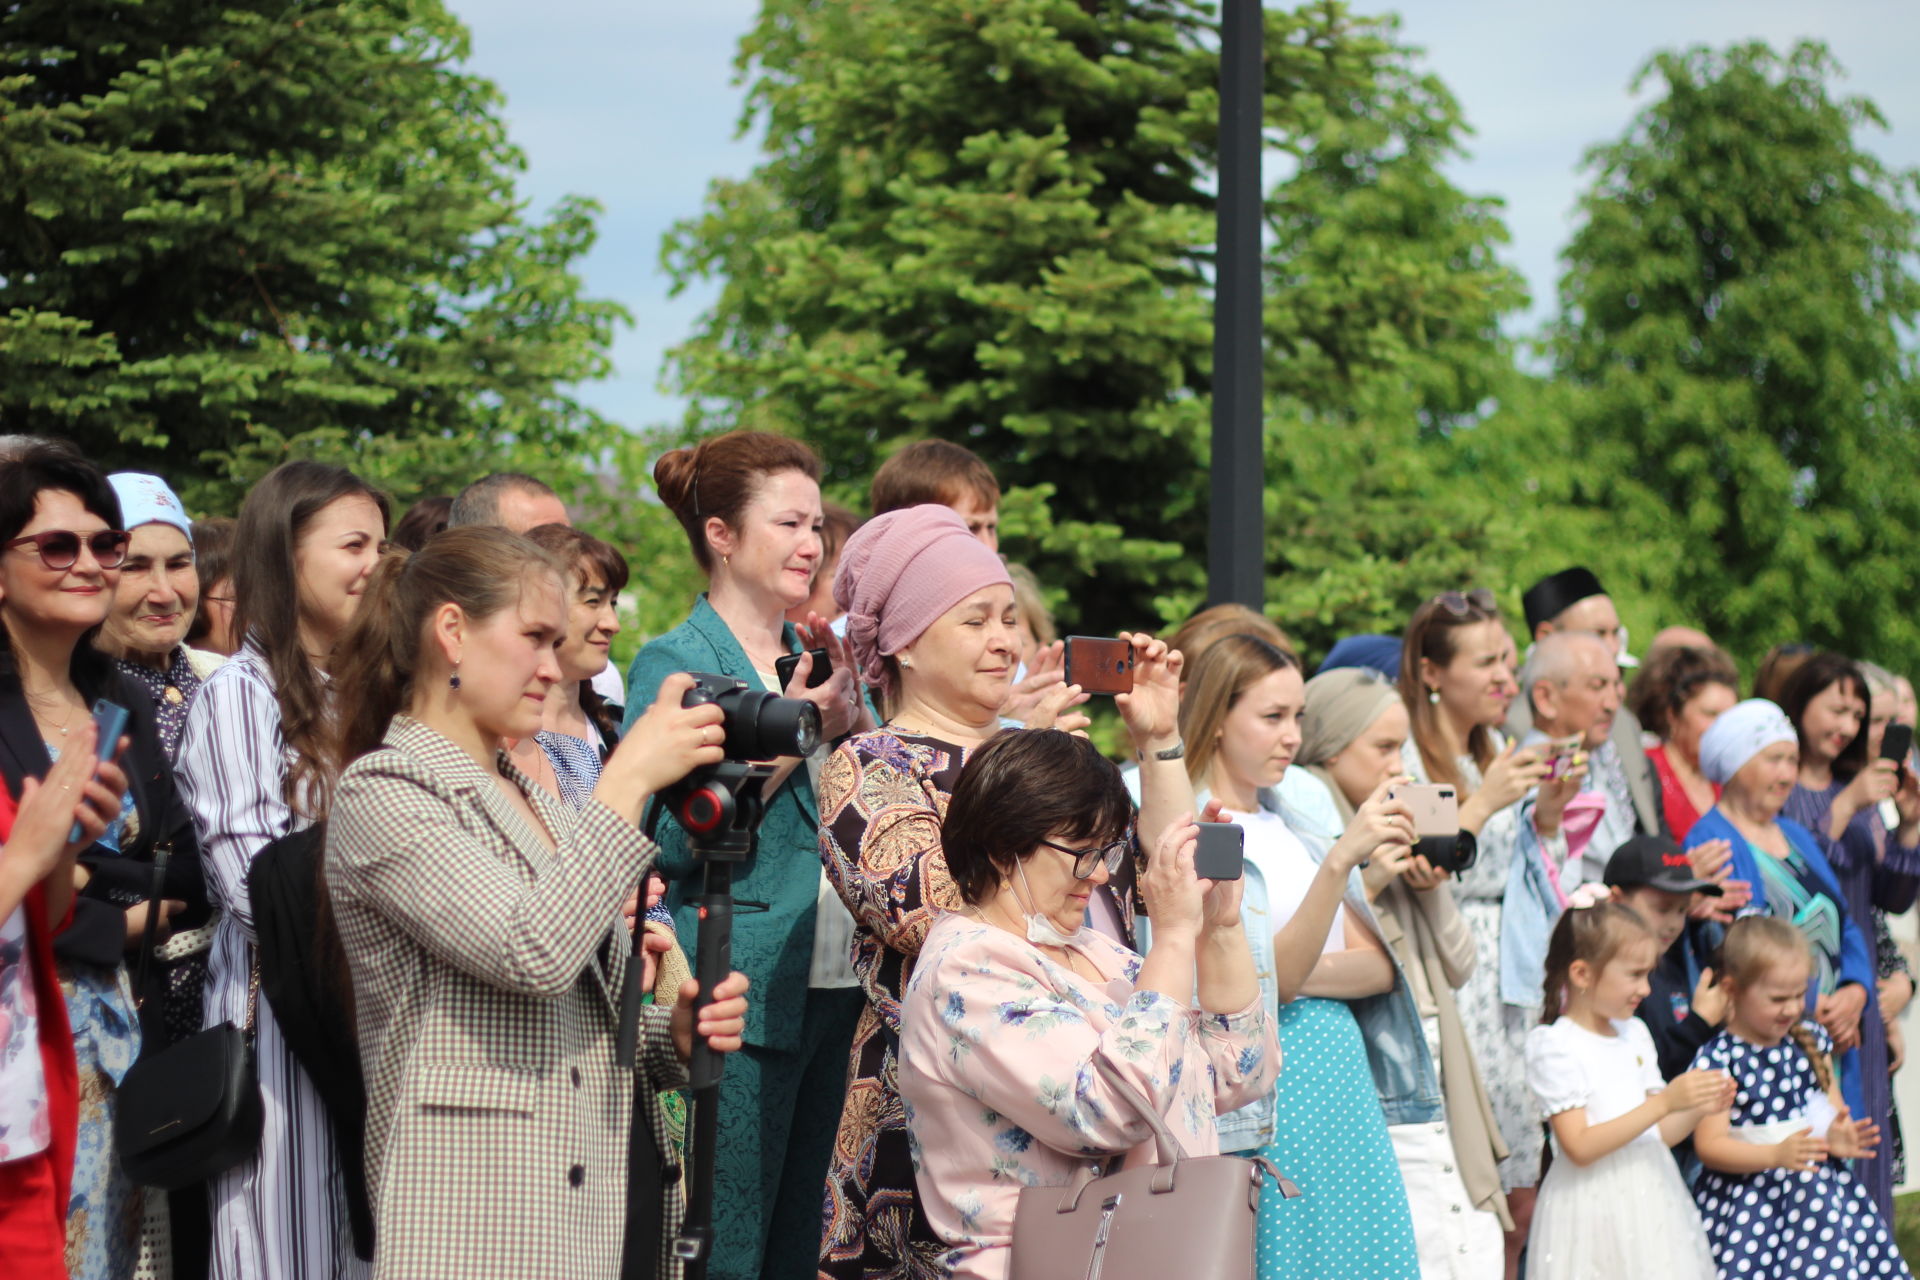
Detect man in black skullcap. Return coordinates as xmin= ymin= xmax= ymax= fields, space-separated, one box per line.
xmin=1506 ymin=566 xmax=1667 ymax=838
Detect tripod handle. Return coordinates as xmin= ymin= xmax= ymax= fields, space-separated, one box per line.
xmin=688 ymin=890 xmax=734 ymax=1090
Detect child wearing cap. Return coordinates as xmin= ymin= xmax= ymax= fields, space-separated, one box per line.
xmin=1602 ymin=834 xmax=1728 ymax=1082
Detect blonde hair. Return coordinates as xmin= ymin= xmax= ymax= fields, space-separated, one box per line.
xmin=1718 ymin=916 xmax=1832 ymax=1093
xmin=1005 ymin=562 xmax=1055 ymax=648
xmin=1539 ymin=902 xmax=1655 ymax=1023
xmin=1167 ymin=603 xmax=1294 ymax=670
xmin=1179 ymin=633 xmax=1299 ymax=789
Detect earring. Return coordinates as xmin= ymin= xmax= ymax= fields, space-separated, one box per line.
xmin=722 ymin=554 xmax=730 ymax=569
xmin=450 ymin=659 xmax=462 ymax=691
xmin=899 ymin=656 xmax=912 ymax=669
xmin=1427 ymin=687 xmax=1440 ymax=705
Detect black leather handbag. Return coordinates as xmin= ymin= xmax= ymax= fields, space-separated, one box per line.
xmin=113 ymin=844 xmax=263 ymax=1190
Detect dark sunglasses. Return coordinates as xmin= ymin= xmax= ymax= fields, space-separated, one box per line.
xmin=1432 ymin=587 xmax=1497 ymax=618
xmin=4 ymin=529 xmax=131 ymax=570
xmin=1037 ymin=836 xmax=1131 ymax=881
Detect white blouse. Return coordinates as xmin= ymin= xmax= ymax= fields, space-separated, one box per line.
xmin=1222 ymin=804 xmax=1344 ymax=953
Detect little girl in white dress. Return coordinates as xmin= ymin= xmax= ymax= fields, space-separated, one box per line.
xmin=1523 ymin=893 xmax=1730 ymax=1279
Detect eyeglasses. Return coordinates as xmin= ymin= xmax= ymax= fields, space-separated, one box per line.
xmin=4 ymin=529 xmax=131 ymax=570
xmin=1432 ymin=588 xmax=1497 ymax=618
xmin=1037 ymin=836 xmax=1131 ymax=881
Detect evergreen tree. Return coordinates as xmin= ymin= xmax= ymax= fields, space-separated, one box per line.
xmin=663 ymin=0 xmax=1526 ymax=647
xmin=0 ymin=0 xmax=624 ymax=512
xmin=1550 ymin=41 xmax=1920 ymax=668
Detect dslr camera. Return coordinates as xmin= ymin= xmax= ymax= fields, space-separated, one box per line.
xmin=679 ymin=671 xmax=822 ymax=761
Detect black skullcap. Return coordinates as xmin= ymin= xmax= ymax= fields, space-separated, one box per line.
xmin=1521 ymin=567 xmax=1607 ymax=635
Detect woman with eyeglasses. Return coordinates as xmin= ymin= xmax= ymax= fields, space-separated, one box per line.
xmin=0 ymin=442 xmax=209 ymax=1280
xmin=177 ymin=461 xmax=389 ymax=1280
xmin=1397 ymin=589 xmax=1556 ymax=1275
xmin=896 ymin=729 xmax=1277 ymax=1280
xmin=1172 ymin=634 xmax=1420 ymax=1280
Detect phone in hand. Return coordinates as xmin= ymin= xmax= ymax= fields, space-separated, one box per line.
xmin=1192 ymin=821 xmax=1244 ymax=881
xmin=775 ymin=648 xmax=832 ymax=691
xmin=1881 ymin=722 xmax=1913 ymax=766
xmin=1063 ymin=636 xmax=1135 ymax=696
xmin=1389 ymin=782 xmax=1475 ymax=873
xmin=1540 ymin=735 xmax=1585 ymax=782
xmin=71 ymin=698 xmax=129 ymax=843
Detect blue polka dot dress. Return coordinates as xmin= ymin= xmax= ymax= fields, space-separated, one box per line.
xmin=1690 ymin=1025 xmax=1912 ymax=1280
xmin=1255 ymin=997 xmax=1419 ymax=1280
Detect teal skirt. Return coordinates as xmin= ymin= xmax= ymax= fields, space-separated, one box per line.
xmin=1255 ymin=996 xmax=1419 ymax=1280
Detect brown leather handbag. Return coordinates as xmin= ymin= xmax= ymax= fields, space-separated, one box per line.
xmin=1009 ymin=1053 xmax=1298 ymax=1280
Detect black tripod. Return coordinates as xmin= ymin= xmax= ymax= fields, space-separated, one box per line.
xmin=617 ymin=760 xmax=774 ymax=1280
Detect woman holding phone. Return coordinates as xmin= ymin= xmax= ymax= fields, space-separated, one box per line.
xmin=0 ymin=441 xmax=207 ymax=1280
xmin=1776 ymin=654 xmax=1920 ymax=1218
xmin=1170 ymin=634 xmax=1421 ymax=1280
xmin=623 ymin=430 xmax=869 ymax=1280
xmin=177 ymin=460 xmax=389 ymax=1280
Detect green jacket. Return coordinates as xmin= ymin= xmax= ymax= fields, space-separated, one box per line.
xmin=623 ymin=594 xmax=818 ymax=1053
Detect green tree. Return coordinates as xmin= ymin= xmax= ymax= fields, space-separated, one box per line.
xmin=0 ymin=0 xmax=625 ymax=515
xmin=663 ymin=0 xmax=1526 ymax=649
xmin=1549 ymin=41 xmax=1920 ymax=670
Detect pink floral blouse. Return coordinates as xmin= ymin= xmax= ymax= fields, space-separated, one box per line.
xmin=899 ymin=912 xmax=1279 ymax=1280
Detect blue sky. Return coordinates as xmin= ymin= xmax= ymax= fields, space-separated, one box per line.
xmin=445 ymin=0 xmax=1920 ymax=434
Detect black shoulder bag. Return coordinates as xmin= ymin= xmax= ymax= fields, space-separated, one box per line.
xmin=114 ymin=843 xmax=263 ymax=1190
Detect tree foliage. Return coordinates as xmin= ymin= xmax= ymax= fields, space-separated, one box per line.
xmin=1549 ymin=41 xmax=1920 ymax=670
xmin=0 ymin=0 xmax=626 ymax=514
xmin=663 ymin=0 xmax=1528 ymax=652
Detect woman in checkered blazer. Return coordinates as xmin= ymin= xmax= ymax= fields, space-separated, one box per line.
xmin=320 ymin=528 xmax=750 ymax=1280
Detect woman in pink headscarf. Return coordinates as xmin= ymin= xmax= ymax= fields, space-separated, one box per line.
xmin=817 ymin=504 xmax=1193 ymax=1280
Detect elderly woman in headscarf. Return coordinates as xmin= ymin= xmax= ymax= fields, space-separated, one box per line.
xmin=816 ymin=504 xmax=1191 ymax=1280
xmin=1295 ymin=666 xmax=1511 ymax=1276
xmin=1685 ymin=699 xmax=1876 ymax=1126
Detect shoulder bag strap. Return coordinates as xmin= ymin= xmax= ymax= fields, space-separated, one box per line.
xmin=132 ymin=842 xmax=171 ymax=1009
xmin=1090 ymin=1050 xmax=1184 ymax=1172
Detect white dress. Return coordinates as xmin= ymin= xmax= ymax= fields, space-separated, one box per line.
xmin=1522 ymin=1017 xmax=1715 ymax=1280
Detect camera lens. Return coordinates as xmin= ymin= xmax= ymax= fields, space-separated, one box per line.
xmin=680 ymin=672 xmax=824 ymax=760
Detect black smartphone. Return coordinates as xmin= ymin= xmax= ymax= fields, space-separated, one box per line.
xmin=1063 ymin=635 xmax=1135 ymax=695
xmin=71 ymin=699 xmax=129 ymax=843
xmin=1192 ymin=821 xmax=1244 ymax=881
xmin=775 ymin=648 xmax=832 ymax=691
xmin=1881 ymin=722 xmax=1914 ymax=766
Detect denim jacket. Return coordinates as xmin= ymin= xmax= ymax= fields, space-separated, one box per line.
xmin=1127 ymin=775 xmax=1443 ymax=1150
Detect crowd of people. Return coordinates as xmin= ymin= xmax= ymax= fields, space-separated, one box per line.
xmin=0 ymin=427 xmax=1915 ymax=1280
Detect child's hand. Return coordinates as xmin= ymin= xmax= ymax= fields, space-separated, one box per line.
xmin=1773 ymin=1128 xmax=1829 ymax=1172
xmin=1689 ymin=966 xmax=1730 ymax=1027
xmin=1662 ymin=1068 xmax=1735 ymax=1115
xmin=1828 ymin=1106 xmax=1881 ymax=1160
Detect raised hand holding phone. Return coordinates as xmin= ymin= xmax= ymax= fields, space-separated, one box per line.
xmin=70 ymin=700 xmax=128 ymax=843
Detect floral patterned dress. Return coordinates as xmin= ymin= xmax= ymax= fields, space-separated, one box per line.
xmin=898 ymin=912 xmax=1278 ymax=1280
xmin=817 ymin=729 xmax=974 ymax=1278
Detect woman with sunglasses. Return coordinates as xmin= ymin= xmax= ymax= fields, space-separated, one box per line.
xmin=0 ymin=441 xmax=209 ymax=1280
xmin=177 ymin=461 xmax=388 ymax=1280
xmin=896 ymin=729 xmax=1277 ymax=1280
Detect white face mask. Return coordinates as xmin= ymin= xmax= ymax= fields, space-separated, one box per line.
xmin=1013 ymin=856 xmax=1089 ymax=948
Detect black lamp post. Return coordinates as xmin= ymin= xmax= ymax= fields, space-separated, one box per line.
xmin=1207 ymin=0 xmax=1265 ymax=609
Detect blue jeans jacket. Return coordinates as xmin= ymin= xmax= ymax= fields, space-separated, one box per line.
xmin=1127 ymin=775 xmax=1443 ymax=1150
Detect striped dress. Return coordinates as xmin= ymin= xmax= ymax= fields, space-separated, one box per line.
xmin=176 ymin=647 xmax=367 ymax=1280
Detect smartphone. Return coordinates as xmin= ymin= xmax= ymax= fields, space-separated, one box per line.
xmin=1540 ymin=735 xmax=1585 ymax=782
xmin=775 ymin=648 xmax=832 ymax=691
xmin=70 ymin=699 xmax=129 ymax=843
xmin=1881 ymin=723 xmax=1914 ymax=766
xmin=1192 ymin=821 xmax=1244 ymax=881
xmin=1390 ymin=781 xmax=1476 ymax=873
xmin=1063 ymin=636 xmax=1135 ymax=696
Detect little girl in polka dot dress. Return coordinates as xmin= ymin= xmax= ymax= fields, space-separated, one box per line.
xmin=1523 ymin=897 xmax=1728 ymax=1280
xmin=1689 ymin=916 xmax=1911 ymax=1280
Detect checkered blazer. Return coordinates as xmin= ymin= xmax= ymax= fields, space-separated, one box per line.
xmin=325 ymin=716 xmax=688 ymax=1280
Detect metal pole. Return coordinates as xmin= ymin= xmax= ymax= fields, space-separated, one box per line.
xmin=1208 ymin=0 xmax=1265 ymax=609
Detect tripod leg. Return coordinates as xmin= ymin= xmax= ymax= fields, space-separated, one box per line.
xmin=672 ymin=859 xmax=733 ymax=1279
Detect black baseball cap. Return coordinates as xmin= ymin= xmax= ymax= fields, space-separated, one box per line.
xmin=1602 ymin=834 xmax=1724 ymax=896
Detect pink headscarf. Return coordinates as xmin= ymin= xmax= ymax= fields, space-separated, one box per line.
xmin=833 ymin=504 xmax=1013 ymax=696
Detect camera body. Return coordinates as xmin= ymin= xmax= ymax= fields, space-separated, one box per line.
xmin=679 ymin=671 xmax=822 ymax=762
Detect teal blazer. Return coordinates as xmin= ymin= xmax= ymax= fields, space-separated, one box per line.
xmin=623 ymin=595 xmax=818 ymax=1053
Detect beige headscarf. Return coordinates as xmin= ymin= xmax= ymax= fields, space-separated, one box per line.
xmin=1297 ymin=667 xmax=1402 ymax=821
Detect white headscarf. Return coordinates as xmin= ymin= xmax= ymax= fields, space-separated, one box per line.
xmin=1698 ymin=698 xmax=1797 ymax=785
